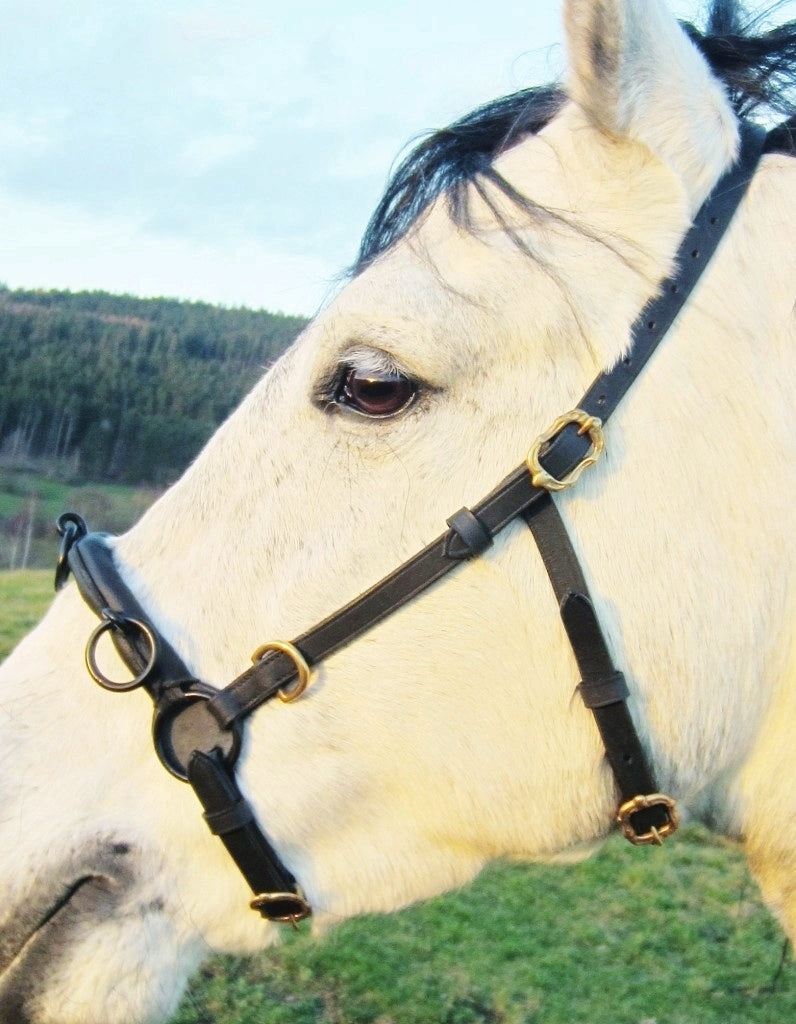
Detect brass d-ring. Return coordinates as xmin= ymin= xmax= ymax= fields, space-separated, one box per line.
xmin=85 ymin=614 xmax=157 ymax=691
xmin=251 ymin=640 xmax=313 ymax=703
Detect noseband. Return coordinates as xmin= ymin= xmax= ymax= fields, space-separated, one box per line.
xmin=56 ymin=122 xmax=769 ymax=925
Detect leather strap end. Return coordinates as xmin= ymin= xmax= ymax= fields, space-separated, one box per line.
xmin=187 ymin=749 xmax=303 ymax=902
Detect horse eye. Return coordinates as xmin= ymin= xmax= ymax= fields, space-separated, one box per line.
xmin=336 ymin=366 xmax=417 ymax=418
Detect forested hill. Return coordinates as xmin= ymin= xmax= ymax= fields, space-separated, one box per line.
xmin=0 ymin=287 xmax=307 ymax=484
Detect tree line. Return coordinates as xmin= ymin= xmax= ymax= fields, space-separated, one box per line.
xmin=0 ymin=287 xmax=306 ymax=484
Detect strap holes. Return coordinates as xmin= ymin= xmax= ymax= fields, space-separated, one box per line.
xmin=597 ymin=394 xmax=607 ymax=406
xmin=709 ymin=215 xmax=718 ymax=225
xmin=623 ymin=754 xmax=634 ymax=765
xmin=669 ymin=283 xmax=678 ymax=293
xmin=691 ymin=248 xmax=700 ymax=259
xmin=622 ymin=356 xmax=632 ymax=366
xmin=647 ymin=320 xmax=656 ymax=330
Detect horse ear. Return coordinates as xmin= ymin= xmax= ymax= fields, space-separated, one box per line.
xmin=563 ymin=0 xmax=739 ymax=211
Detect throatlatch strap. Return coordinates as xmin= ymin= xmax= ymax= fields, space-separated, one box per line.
xmin=522 ymin=496 xmax=671 ymax=839
xmin=187 ymin=750 xmax=310 ymax=922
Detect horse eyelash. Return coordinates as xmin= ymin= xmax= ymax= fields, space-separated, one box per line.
xmin=313 ymin=348 xmax=421 ymax=409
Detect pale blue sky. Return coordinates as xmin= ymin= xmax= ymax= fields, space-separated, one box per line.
xmin=0 ymin=1 xmax=788 ymax=315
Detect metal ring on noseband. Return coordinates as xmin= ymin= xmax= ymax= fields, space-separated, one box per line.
xmin=85 ymin=612 xmax=157 ymax=692
xmin=526 ymin=409 xmax=605 ymax=492
xmin=152 ymin=685 xmax=243 ymax=781
xmin=251 ymin=640 xmax=313 ymax=702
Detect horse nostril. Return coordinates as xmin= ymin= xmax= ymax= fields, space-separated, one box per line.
xmin=110 ymin=843 xmax=131 ymax=857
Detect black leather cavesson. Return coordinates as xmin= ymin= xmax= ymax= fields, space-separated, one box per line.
xmin=58 ymin=517 xmax=310 ymax=923
xmin=57 ymin=120 xmax=769 ymax=920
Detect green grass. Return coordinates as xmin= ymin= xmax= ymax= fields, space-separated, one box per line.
xmin=2 ymin=571 xmax=792 ymax=1023
xmin=0 ymin=568 xmax=54 ymax=659
xmin=172 ymin=831 xmax=792 ymax=1024
xmin=0 ymin=468 xmax=160 ymax=569
xmin=0 ymin=468 xmax=147 ymax=521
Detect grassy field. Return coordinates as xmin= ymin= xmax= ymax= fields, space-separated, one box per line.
xmin=174 ymin=834 xmax=793 ymax=1024
xmin=0 ymin=467 xmax=159 ymax=570
xmin=2 ymin=571 xmax=793 ymax=1024
xmin=0 ymin=568 xmax=54 ymax=659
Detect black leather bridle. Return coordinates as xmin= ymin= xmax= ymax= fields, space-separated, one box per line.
xmin=55 ymin=120 xmax=774 ymax=925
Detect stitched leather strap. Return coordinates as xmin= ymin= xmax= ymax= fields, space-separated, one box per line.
xmin=187 ymin=749 xmax=310 ymax=921
xmin=522 ymin=497 xmax=670 ymax=837
xmin=580 ymin=121 xmax=766 ymax=421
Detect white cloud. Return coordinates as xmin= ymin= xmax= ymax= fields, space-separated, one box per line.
xmin=0 ymin=1 xmax=571 ymax=314
xmin=0 ymin=188 xmax=336 ymax=315
xmin=4 ymin=0 xmax=788 ymax=314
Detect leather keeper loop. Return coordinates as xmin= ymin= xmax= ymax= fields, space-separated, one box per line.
xmin=203 ymin=798 xmax=255 ymax=836
xmin=446 ymin=507 xmax=493 ymax=557
xmin=578 ymin=670 xmax=629 ymax=709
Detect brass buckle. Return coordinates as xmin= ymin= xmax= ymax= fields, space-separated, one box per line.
xmin=250 ymin=889 xmax=312 ymax=927
xmin=617 ymin=793 xmax=679 ymax=846
xmin=526 ymin=409 xmax=605 ymax=492
xmin=251 ymin=640 xmax=313 ymax=703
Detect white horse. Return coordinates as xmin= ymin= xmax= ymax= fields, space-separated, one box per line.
xmin=1 ymin=1 xmax=794 ymax=1021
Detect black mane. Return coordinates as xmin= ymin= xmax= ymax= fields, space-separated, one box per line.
xmin=354 ymin=0 xmax=796 ymax=273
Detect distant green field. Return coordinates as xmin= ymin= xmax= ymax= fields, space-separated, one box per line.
xmin=0 ymin=468 xmax=159 ymax=570
xmin=0 ymin=468 xmax=151 ymax=521
xmin=1 ymin=571 xmax=792 ymax=1024
xmin=0 ymin=568 xmax=53 ymax=659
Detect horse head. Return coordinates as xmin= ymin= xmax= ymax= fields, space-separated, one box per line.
xmin=1 ymin=2 xmax=793 ymax=1022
